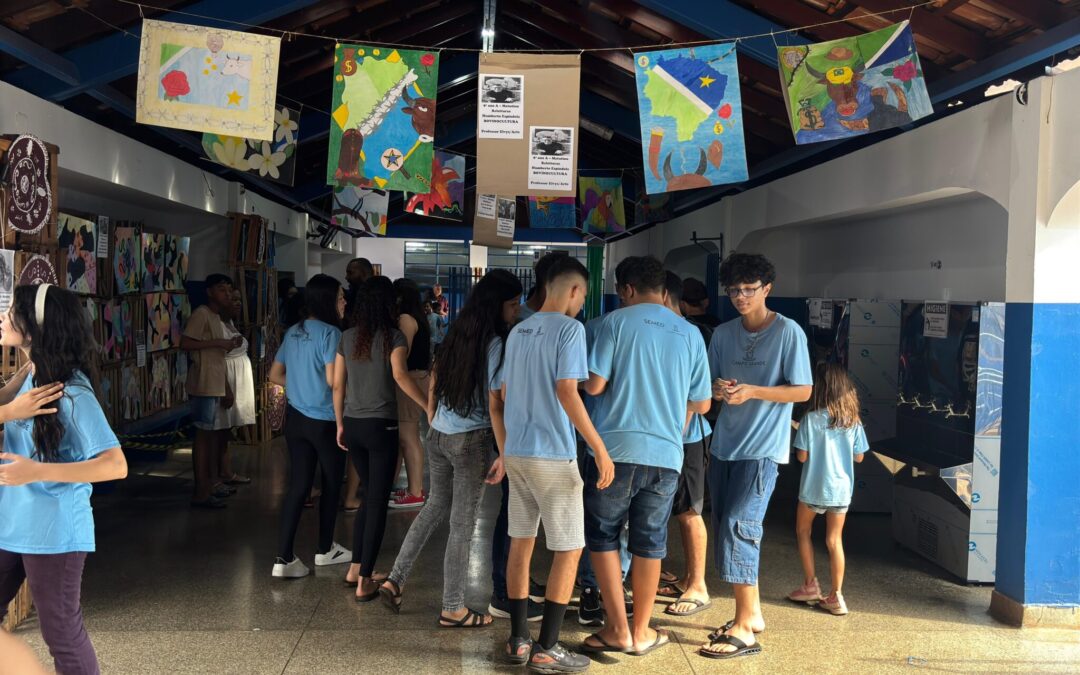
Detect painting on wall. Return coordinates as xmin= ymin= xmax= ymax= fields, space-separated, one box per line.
xmin=114 ymin=226 xmax=140 ymax=294
xmin=141 ymin=233 xmax=165 ymax=293
xmin=578 ymin=177 xmax=626 ymax=233
xmin=634 ymin=43 xmax=748 ymax=195
xmin=331 ymin=186 xmax=389 ymax=236
xmin=173 ymin=352 xmax=189 ymax=404
xmin=778 ymin=21 xmax=932 ymax=145
xmin=3 ymin=134 xmax=53 ymax=235
xmin=121 ymin=365 xmax=143 ymax=421
xmin=57 ymin=213 xmax=97 ymax=295
xmin=202 ymin=106 xmax=300 ymax=185
xmin=136 ymin=19 xmax=281 ymax=139
xmin=145 ymin=292 xmax=173 ymax=352
xmin=18 ymin=254 xmax=58 ymax=286
xmin=103 ymin=298 xmax=132 ymax=362
xmin=326 ymin=45 xmax=439 ymax=192
xmin=147 ymin=353 xmax=172 ymax=413
xmin=403 ymin=150 xmax=465 ymax=221
xmin=169 ymin=293 xmax=183 ymax=347
xmin=163 ymin=235 xmax=190 ymax=291
xmin=527 ymin=196 xmax=576 ymax=229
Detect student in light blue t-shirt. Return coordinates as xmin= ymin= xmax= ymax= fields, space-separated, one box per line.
xmin=0 ymin=284 xmax=127 ymax=675
xmin=378 ymin=270 xmax=522 ymax=628
xmin=701 ymin=253 xmax=812 ymax=661
xmin=581 ymin=257 xmax=710 ymax=657
xmin=788 ymin=363 xmax=868 ymax=618
xmin=494 ymin=256 xmax=613 ymax=672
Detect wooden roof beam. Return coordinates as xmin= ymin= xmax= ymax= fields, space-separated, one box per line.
xmin=843 ymin=0 xmax=988 ymax=60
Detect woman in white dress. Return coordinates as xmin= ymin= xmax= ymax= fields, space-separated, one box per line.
xmin=213 ymin=289 xmax=256 ymax=489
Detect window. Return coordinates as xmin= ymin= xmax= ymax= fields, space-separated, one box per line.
xmin=486 ymin=243 xmax=588 ymax=278
xmin=403 ymin=241 xmax=468 ymax=289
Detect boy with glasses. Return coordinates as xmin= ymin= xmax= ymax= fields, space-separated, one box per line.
xmin=700 ymin=253 xmax=812 ymax=660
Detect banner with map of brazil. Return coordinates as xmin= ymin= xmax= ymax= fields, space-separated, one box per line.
xmin=634 ymin=44 xmax=748 ymax=195
xmin=326 ymin=45 xmax=439 ymax=192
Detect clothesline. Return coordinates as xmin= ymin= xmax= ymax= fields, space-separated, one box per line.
xmin=108 ymin=0 xmax=930 ymax=54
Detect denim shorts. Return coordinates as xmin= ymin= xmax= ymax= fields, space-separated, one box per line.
xmin=584 ymin=461 xmax=679 ymax=560
xmin=805 ymin=503 xmax=849 ymax=515
xmin=708 ymin=458 xmax=779 ymax=586
xmin=190 ymin=395 xmax=220 ymax=431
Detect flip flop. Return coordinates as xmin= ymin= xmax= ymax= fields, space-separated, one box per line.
xmin=656 ymin=582 xmax=686 ymax=599
xmin=630 ymin=629 xmax=670 ymax=657
xmin=580 ymin=633 xmax=632 ymax=654
xmin=354 ymin=589 xmax=379 ymax=603
xmin=699 ymin=634 xmax=761 ymax=660
xmin=438 ymin=608 xmax=492 ymax=629
xmin=659 ymin=570 xmax=680 ymax=584
xmin=379 ymin=579 xmax=403 ymax=614
xmin=665 ymin=597 xmax=712 ymax=617
xmin=708 ymin=620 xmax=764 ymax=642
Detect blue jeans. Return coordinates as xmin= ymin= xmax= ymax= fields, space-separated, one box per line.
xmin=190 ymin=395 xmax=219 ymax=431
xmin=584 ymin=461 xmax=679 ymax=560
xmin=576 ymin=446 xmax=630 ymax=589
xmin=708 ymin=458 xmax=778 ymax=586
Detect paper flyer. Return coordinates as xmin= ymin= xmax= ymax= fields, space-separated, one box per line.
xmin=478 ymin=74 xmax=525 ymax=139
xmin=527 ymin=126 xmax=574 ymax=191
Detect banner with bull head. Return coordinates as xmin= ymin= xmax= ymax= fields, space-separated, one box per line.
xmin=778 ymin=21 xmax=932 ymax=145
xmin=634 ymin=43 xmax=749 ymax=196
xmin=326 ymin=45 xmax=439 ymax=192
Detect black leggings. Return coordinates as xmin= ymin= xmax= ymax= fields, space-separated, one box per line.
xmin=343 ymin=417 xmax=399 ymax=575
xmin=279 ymin=406 xmax=346 ymax=561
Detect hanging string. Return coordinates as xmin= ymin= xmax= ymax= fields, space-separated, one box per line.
xmin=108 ymin=0 xmax=937 ymax=54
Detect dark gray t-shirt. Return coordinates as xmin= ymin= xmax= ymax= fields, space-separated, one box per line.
xmin=338 ymin=327 xmax=407 ymax=420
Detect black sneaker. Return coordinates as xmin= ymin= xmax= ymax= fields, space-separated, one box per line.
xmin=488 ymin=594 xmax=544 ymax=622
xmin=506 ymin=636 xmax=533 ymax=665
xmin=528 ymin=642 xmax=590 ymax=673
xmin=577 ymin=587 xmax=603 ymax=627
xmin=529 ymin=578 xmax=547 ymax=603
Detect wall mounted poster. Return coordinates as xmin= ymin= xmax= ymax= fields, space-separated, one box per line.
xmin=146 ymin=292 xmax=173 ymax=352
xmin=634 ymin=177 xmax=673 ymax=226
xmin=135 ymin=19 xmax=281 ymax=140
xmin=58 ymin=213 xmax=97 ymax=295
xmin=18 ymin=254 xmax=58 ymax=286
xmin=331 ymin=187 xmax=389 ymax=236
xmin=404 ymin=150 xmax=465 ymax=221
xmin=778 ymin=21 xmax=932 ymax=144
xmin=103 ymin=298 xmax=132 ymax=361
xmin=634 ymin=44 xmax=748 ymax=195
xmin=326 ymin=45 xmax=439 ymax=192
xmin=528 ymin=196 xmax=576 ymax=229
xmin=0 ymin=249 xmax=13 ymax=313
xmin=579 ymin=177 xmax=626 ymax=233
xmin=202 ymin=106 xmax=300 ymax=185
xmin=141 ymin=233 xmax=165 ymax=293
xmin=3 ymin=134 xmax=53 ymax=235
xmin=114 ymin=227 xmax=140 ymax=294
xmin=163 ymin=235 xmax=190 ymax=291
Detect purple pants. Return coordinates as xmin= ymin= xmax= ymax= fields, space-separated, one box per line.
xmin=0 ymin=549 xmax=99 ymax=675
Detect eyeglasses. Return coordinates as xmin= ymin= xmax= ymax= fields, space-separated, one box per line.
xmin=725 ymin=285 xmax=765 ymax=299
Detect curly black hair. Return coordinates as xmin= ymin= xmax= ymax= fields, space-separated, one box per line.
xmin=719 ymin=253 xmax=776 ymax=287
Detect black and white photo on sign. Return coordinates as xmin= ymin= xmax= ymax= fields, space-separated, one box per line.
xmin=478 ymin=74 xmax=525 ymax=139
xmin=528 ymin=126 xmax=575 ymax=192
xmin=496 ymin=197 xmax=516 ymax=238
xmin=0 ymin=249 xmax=13 ymax=314
xmin=476 ymin=193 xmax=498 ymax=219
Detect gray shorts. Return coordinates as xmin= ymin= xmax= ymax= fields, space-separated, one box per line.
xmin=505 ymin=456 xmax=585 ymax=551
xmin=805 ymin=503 xmax=849 ymax=515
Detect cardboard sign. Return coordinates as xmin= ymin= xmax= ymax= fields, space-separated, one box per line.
xmin=923 ymin=301 xmax=948 ymax=338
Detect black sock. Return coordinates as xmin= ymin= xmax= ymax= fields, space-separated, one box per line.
xmin=538 ymin=601 xmax=568 ymax=650
xmin=509 ymin=598 xmax=530 ymax=640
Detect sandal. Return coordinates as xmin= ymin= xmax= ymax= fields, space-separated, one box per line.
xmin=355 ymin=588 xmax=379 ymax=603
xmin=344 ymin=572 xmax=388 ymax=588
xmin=665 ymin=597 xmax=712 ymax=617
xmin=699 ymin=634 xmax=761 ymax=660
xmin=438 ymin=608 xmax=491 ymax=628
xmin=580 ymin=633 xmax=631 ymax=654
xmin=379 ymin=579 xmax=403 ymax=614
xmin=659 ymin=570 xmax=680 ymax=584
xmin=631 ymin=629 xmax=670 ymax=656
xmin=708 ymin=619 xmax=764 ymax=642
xmin=656 ymin=582 xmax=686 ymax=599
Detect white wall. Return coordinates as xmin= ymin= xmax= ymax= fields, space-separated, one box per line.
xmin=355 ymin=237 xmax=405 ymax=279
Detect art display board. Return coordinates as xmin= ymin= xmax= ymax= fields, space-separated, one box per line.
xmin=777 ymin=21 xmax=932 ymax=145
xmin=136 ymin=19 xmax=281 ymax=140
xmin=326 ymin=45 xmax=439 ymax=192
xmin=404 ymin=150 xmax=466 ymax=221
xmin=634 ymin=44 xmax=748 ymax=195
xmin=202 ymin=105 xmax=299 ymax=185
xmin=476 ymin=53 xmax=581 ymax=198
xmin=579 ymin=177 xmax=626 ymax=233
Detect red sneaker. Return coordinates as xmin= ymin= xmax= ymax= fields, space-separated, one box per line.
xmin=389 ymin=492 xmax=425 ymax=509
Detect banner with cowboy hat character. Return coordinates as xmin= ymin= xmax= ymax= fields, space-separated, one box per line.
xmin=778 ymin=21 xmax=932 ymax=145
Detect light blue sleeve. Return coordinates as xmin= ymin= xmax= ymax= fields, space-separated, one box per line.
xmin=853 ymin=424 xmax=869 ymax=455
xmin=558 ymin=321 xmax=589 ymax=381
xmin=688 ymin=335 xmax=712 ymax=402
xmin=487 ymin=337 xmax=505 ymax=392
xmin=67 ymin=388 xmax=120 ymax=460
xmin=587 ymin=316 xmax=616 ymax=380
xmin=783 ymin=322 xmax=814 ymax=386
xmin=274 ymin=328 xmax=290 ymax=364
xmin=707 ymin=327 xmax=723 ymax=380
xmin=321 ymin=326 xmax=341 ymax=365
xmin=794 ymin=413 xmax=811 ymax=451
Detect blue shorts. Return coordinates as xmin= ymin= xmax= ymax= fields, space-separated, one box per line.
xmin=584 ymin=461 xmax=678 ymax=560
xmin=708 ymin=458 xmax=778 ymax=586
xmin=190 ymin=395 xmax=220 ymax=431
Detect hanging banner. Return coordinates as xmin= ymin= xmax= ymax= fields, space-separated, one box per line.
xmin=135 ymin=19 xmax=281 ymax=140
xmin=331 ymin=186 xmax=389 ymax=236
xmin=633 ymin=177 xmax=673 ymax=226
xmin=326 ymin=45 xmax=439 ymax=192
xmin=202 ymin=105 xmax=299 ymax=185
xmin=528 ymin=196 xmax=576 ymax=229
xmin=778 ymin=21 xmax=932 ymax=145
xmin=476 ymin=53 xmax=580 ymax=198
xmin=635 ymin=44 xmax=748 ymax=195
xmin=404 ymin=150 xmax=466 ymax=221
xmin=579 ymin=177 xmax=626 ymax=233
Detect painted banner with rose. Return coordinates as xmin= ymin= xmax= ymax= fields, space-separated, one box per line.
xmin=202 ymin=106 xmax=300 ymax=185
xmin=777 ymin=21 xmax=932 ymax=145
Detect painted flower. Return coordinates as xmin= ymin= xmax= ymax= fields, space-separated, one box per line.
xmin=893 ymin=60 xmax=917 ymax=82
xmin=161 ymin=70 xmax=190 ymax=99
xmin=248 ymin=141 xmax=287 ymax=179
xmin=718 ymin=103 xmax=732 ymax=119
xmin=421 ymin=53 xmax=435 ymax=67
xmin=212 ymin=136 xmax=249 ymax=170
xmin=275 ymin=107 xmax=299 ymax=145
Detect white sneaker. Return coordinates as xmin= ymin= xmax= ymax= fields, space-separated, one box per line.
xmin=272 ymin=557 xmax=310 ymax=579
xmin=314 ymin=542 xmax=351 ymax=567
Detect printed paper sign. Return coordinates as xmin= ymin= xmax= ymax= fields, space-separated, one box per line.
xmin=820 ymin=302 xmax=834 ymax=329
xmin=923 ymin=301 xmax=949 ymax=338
xmin=477 ymin=194 xmax=498 ymax=219
xmin=528 ymin=126 xmax=574 ymax=191
xmin=96 ymin=216 xmax=110 ymax=258
xmin=478 ymin=74 xmax=524 ymax=139
xmin=497 ymin=198 xmax=516 ymax=238
xmin=0 ymin=249 xmax=13 ymax=314
xmin=808 ymin=299 xmax=822 ymax=327
xmin=136 ymin=330 xmax=148 ymax=367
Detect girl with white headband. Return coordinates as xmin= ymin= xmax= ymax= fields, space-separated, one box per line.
xmin=0 ymin=283 xmax=127 ymax=675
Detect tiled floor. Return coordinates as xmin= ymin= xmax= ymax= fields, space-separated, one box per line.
xmin=13 ymin=440 xmax=1080 ymax=673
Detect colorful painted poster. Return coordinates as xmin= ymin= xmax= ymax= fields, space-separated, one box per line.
xmin=778 ymin=21 xmax=932 ymax=145
xmin=121 ymin=365 xmax=143 ymax=421
xmin=326 ymin=45 xmax=439 ymax=192
xmin=145 ymin=292 xmax=173 ymax=352
xmin=135 ymin=19 xmax=281 ymax=140
xmin=528 ymin=196 xmax=576 ymax=229
xmin=141 ymin=233 xmax=165 ymax=293
xmin=169 ymin=293 xmax=183 ymax=347
xmin=331 ymin=187 xmax=389 ymax=236
xmin=163 ymin=235 xmax=190 ymax=291
xmin=202 ymin=106 xmax=299 ymax=185
xmin=634 ymin=44 xmax=748 ymax=195
xmin=403 ymin=150 xmax=465 ymax=221
xmin=103 ymin=298 xmax=132 ymax=361
xmin=58 ymin=213 xmax=97 ymax=295
xmin=578 ymin=177 xmax=626 ymax=233
xmin=634 ymin=182 xmax=673 ymax=226
xmin=173 ymin=352 xmax=189 ymax=404
xmin=148 ymin=353 xmax=172 ymax=413
xmin=0 ymin=249 xmax=14 ymax=314
xmin=114 ymin=227 xmax=140 ymax=294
